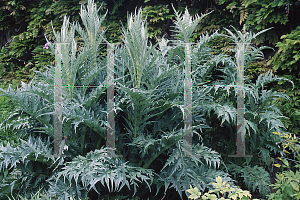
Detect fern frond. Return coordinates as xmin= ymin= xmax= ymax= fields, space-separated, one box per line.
xmin=239 ymin=8 xmax=248 ymax=25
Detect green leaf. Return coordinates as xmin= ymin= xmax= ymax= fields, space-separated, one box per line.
xmin=291 ymin=182 xmax=299 ymax=192
xmin=282 ymin=159 xmax=289 ymax=167
xmin=285 ymin=185 xmax=294 ymax=196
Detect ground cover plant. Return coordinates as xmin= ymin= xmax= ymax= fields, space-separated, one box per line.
xmin=0 ymin=0 xmax=296 ymax=199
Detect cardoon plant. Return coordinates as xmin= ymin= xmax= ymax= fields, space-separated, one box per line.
xmin=0 ymin=0 xmax=296 ymax=199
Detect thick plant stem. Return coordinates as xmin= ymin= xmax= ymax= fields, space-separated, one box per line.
xmin=184 ymin=42 xmax=192 ymax=157
xmin=106 ymin=43 xmax=116 ymax=157
xmin=54 ymin=44 xmax=63 ymax=156
xmin=236 ymin=42 xmax=246 ymax=156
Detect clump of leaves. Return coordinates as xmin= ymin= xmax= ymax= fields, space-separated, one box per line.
xmin=265 ymin=26 xmax=300 ymax=136
xmin=0 ymin=80 xmax=22 ymax=147
xmin=218 ymin=0 xmax=291 ymax=45
xmin=142 ymin=4 xmax=174 ymax=39
xmin=272 ymin=131 xmax=300 ymax=171
xmin=0 ymin=136 xmax=66 ymax=199
xmin=267 ymin=132 xmax=300 ymax=200
xmin=267 ymin=25 xmax=300 ymax=75
xmin=268 ymin=171 xmax=300 ymax=200
xmin=186 ymin=176 xmax=253 ymax=200
xmin=46 ymin=147 xmax=155 ymax=198
xmin=226 ymin=164 xmax=271 ymax=198
xmin=7 ymin=186 xmax=89 ymax=200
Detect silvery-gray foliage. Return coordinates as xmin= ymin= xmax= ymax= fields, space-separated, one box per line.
xmin=0 ymin=78 xmax=55 ymax=139
xmin=0 ymin=0 xmax=295 ymax=199
xmin=47 ymin=147 xmax=155 ymax=198
xmin=171 ymin=4 xmax=213 ymax=42
xmin=154 ymin=140 xmax=236 ymax=199
xmin=0 ymin=136 xmax=65 ymax=198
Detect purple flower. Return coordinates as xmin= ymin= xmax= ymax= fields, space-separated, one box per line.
xmin=43 ymin=42 xmax=51 ymax=49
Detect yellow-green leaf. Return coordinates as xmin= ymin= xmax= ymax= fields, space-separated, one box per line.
xmin=216 ymin=176 xmax=222 ymax=184
xmin=291 ymin=182 xmax=299 ymax=191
